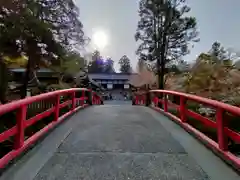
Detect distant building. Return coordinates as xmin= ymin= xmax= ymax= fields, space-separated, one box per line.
xmin=9 ymin=68 xmax=58 ymax=84
xmin=8 ymin=68 xmax=102 ymax=92
xmin=88 ymin=73 xmax=137 ymax=90
xmin=8 ymin=68 xmax=137 ymax=91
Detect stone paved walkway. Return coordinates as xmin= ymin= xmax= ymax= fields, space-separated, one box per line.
xmin=1 ymin=105 xmax=239 ymax=180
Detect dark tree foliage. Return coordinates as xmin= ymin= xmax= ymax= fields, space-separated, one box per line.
xmin=88 ymin=50 xmax=115 ymax=73
xmin=210 ymin=41 xmax=227 ymax=61
xmin=0 ymin=61 xmax=8 ymax=104
xmin=118 ymin=55 xmax=132 ymax=73
xmin=0 ymin=0 xmax=87 ymax=99
xmin=135 ymin=0 xmax=199 ymax=89
xmin=104 ymin=58 xmax=115 ymax=73
xmin=88 ymin=50 xmax=104 ymax=73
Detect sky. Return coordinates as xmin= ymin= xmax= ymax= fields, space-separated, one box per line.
xmin=76 ymin=0 xmax=240 ymax=71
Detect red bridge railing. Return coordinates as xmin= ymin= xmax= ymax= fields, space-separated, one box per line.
xmin=0 ymin=88 xmax=102 ymax=169
xmin=134 ymin=90 xmax=240 ymax=171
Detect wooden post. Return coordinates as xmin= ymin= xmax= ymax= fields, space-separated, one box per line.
xmin=14 ymin=105 xmax=27 ymax=149
xmin=154 ymin=96 xmax=158 ymax=107
xmin=180 ymin=96 xmax=186 ymax=122
xmin=136 ymin=95 xmax=139 ymax=105
xmin=54 ymin=94 xmax=60 ymax=121
xmin=81 ymin=90 xmax=85 ymax=106
xmin=72 ymin=91 xmax=76 ymax=110
xmin=216 ymin=108 xmax=228 ymax=151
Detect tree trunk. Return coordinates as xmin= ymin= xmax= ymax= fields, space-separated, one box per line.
xmin=20 ymin=59 xmax=31 ymax=99
xmin=20 ymin=40 xmax=39 ymax=99
xmin=0 ymin=59 xmax=9 ymax=104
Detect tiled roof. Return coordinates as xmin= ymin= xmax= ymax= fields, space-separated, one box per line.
xmin=88 ymin=73 xmax=137 ymax=80
xmin=9 ymin=68 xmax=54 ymax=73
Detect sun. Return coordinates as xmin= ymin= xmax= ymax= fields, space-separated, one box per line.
xmin=92 ymin=31 xmax=108 ymax=50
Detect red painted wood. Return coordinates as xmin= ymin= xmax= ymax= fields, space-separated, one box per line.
xmin=225 ymin=128 xmax=240 ymax=144
xmin=0 ymin=126 xmax=17 ymax=143
xmin=0 ymin=89 xmax=84 ymax=116
xmin=59 ymin=100 xmax=71 ymax=109
xmin=167 ymin=101 xmax=179 ymax=109
xmin=134 ymin=90 xmax=240 ymax=171
xmin=164 ymin=96 xmax=168 ymax=112
xmin=54 ymin=95 xmax=60 ymax=121
xmin=14 ymin=105 xmax=26 ymax=149
xmin=0 ymin=88 xmax=100 ymax=169
xmin=150 ymin=90 xmax=240 ymax=116
xmin=186 ymin=110 xmax=217 ymax=129
xmin=153 ymin=97 xmax=158 ymax=106
xmin=135 ymin=96 xmax=139 ymax=105
xmin=180 ymin=96 xmax=186 ymax=123
xmin=71 ymin=91 xmax=76 ymax=110
xmin=25 ymin=108 xmax=55 ymax=128
xmin=81 ymin=90 xmax=85 ymax=106
xmin=216 ymin=108 xmax=228 ymax=151
xmin=151 ymin=106 xmax=240 ymax=171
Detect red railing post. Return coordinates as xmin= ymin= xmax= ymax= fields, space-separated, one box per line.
xmin=154 ymin=96 xmax=158 ymax=107
xmin=180 ymin=96 xmax=187 ymax=123
xmin=54 ymin=94 xmax=60 ymax=121
xmin=95 ymin=94 xmax=97 ymax=105
xmin=164 ymin=93 xmax=168 ymax=112
xmin=216 ymin=108 xmax=228 ymax=151
xmin=81 ymin=90 xmax=85 ymax=106
xmin=136 ymin=95 xmax=139 ymax=105
xmin=14 ymin=105 xmax=27 ymax=149
xmin=92 ymin=93 xmax=95 ymax=105
xmin=72 ymin=91 xmax=76 ymax=110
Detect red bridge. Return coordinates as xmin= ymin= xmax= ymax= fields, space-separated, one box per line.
xmin=0 ymin=88 xmax=239 ymax=180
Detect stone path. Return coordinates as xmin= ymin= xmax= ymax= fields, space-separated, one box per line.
xmin=1 ymin=105 xmax=239 ymax=180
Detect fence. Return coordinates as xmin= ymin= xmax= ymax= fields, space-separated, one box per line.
xmin=0 ymin=88 xmax=102 ymax=169
xmin=134 ymin=90 xmax=240 ymax=171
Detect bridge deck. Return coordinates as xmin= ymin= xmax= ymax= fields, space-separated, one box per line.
xmin=1 ymin=105 xmax=239 ymax=180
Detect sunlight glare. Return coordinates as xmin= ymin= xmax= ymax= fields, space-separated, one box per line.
xmin=92 ymin=31 xmax=108 ymax=50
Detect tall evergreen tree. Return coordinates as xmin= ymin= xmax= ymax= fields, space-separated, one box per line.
xmin=210 ymin=41 xmax=227 ymax=61
xmin=104 ymin=58 xmax=115 ymax=73
xmin=135 ymin=0 xmax=199 ymax=89
xmin=119 ymin=55 xmax=132 ymax=73
xmin=0 ymin=0 xmax=87 ymax=99
xmin=88 ymin=50 xmax=104 ymax=73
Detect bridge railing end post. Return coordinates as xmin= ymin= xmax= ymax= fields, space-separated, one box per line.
xmin=14 ymin=105 xmax=27 ymax=149
xmin=216 ymin=108 xmax=228 ymax=151
xmin=180 ymin=96 xmax=187 ymax=123
xmin=54 ymin=94 xmax=60 ymax=121
xmin=71 ymin=91 xmax=76 ymax=110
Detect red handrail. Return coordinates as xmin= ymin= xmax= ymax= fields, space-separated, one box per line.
xmin=134 ymin=90 xmax=240 ymax=171
xmin=0 ymin=88 xmax=102 ymax=169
